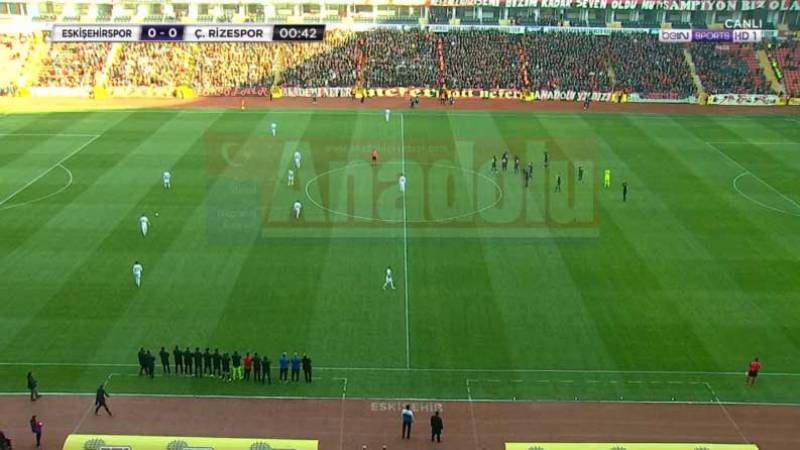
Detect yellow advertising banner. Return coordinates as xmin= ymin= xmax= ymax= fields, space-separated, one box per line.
xmin=506 ymin=444 xmax=759 ymax=450
xmin=63 ymin=434 xmax=318 ymax=450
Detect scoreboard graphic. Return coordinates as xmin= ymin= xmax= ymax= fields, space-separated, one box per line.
xmin=51 ymin=24 xmax=325 ymax=42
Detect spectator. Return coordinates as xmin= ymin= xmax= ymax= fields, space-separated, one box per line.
xmin=444 ymin=30 xmax=521 ymax=90
xmin=609 ymin=33 xmax=695 ymax=99
xmin=691 ymin=42 xmax=771 ymax=95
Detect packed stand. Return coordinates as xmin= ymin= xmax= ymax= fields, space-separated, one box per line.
xmin=771 ymin=39 xmax=800 ymax=96
xmin=192 ymin=43 xmax=278 ymax=88
xmin=362 ymin=29 xmax=439 ymax=88
xmin=36 ymin=42 xmax=111 ymax=87
xmin=109 ymin=43 xmax=195 ymax=87
xmin=0 ymin=33 xmax=32 ymax=95
xmin=281 ymin=29 xmax=359 ymax=88
xmin=522 ymin=32 xmax=611 ymax=92
xmin=691 ymin=43 xmax=772 ymax=95
xmin=443 ymin=30 xmax=522 ymax=90
xmin=609 ymin=33 xmax=695 ymax=98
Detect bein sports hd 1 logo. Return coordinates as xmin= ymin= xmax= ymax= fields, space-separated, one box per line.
xmin=204 ymin=133 xmax=600 ymax=242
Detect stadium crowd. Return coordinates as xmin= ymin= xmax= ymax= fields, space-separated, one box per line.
xmin=109 ymin=43 xmax=195 ymax=87
xmin=36 ymin=42 xmax=111 ymax=87
xmin=521 ymin=32 xmax=611 ymax=92
xmin=691 ymin=42 xmax=771 ymax=95
xmin=7 ymin=30 xmax=795 ymax=97
xmin=609 ymin=33 xmax=696 ymax=98
xmin=443 ymin=30 xmax=521 ymax=89
xmin=362 ymin=29 xmax=439 ymax=88
xmin=281 ymin=29 xmax=358 ymax=88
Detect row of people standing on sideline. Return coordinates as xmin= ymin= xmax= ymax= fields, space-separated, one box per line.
xmin=137 ymin=347 xmax=313 ymax=383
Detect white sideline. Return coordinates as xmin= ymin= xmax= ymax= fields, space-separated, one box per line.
xmin=1 ymin=361 xmax=799 ymax=377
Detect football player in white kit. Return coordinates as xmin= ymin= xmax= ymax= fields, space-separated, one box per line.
xmin=163 ymin=170 xmax=171 ymax=189
xmin=271 ymin=122 xmax=277 ymax=137
xmin=139 ymin=214 xmax=150 ymax=237
xmin=398 ymin=173 xmax=407 ymax=193
xmin=132 ymin=261 xmax=143 ymax=287
xmin=383 ymin=266 xmax=396 ymax=290
xmin=384 ymin=109 xmax=391 ymax=122
xmin=292 ymin=200 xmax=302 ymax=219
xmin=287 ymin=168 xmax=295 ymax=186
xmin=293 ymin=150 xmax=302 ymax=169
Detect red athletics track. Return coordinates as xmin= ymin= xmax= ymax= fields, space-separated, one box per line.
xmin=0 ymin=395 xmax=798 ymax=450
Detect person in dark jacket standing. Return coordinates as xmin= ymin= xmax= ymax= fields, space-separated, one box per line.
xmin=145 ymin=350 xmax=155 ymax=378
xmin=159 ymin=347 xmax=170 ymax=374
xmin=279 ymin=353 xmax=289 ymax=382
xmin=212 ymin=348 xmax=222 ymax=378
xmin=262 ymin=354 xmax=271 ymax=384
xmin=173 ymin=345 xmax=183 ymax=374
xmin=193 ymin=347 xmax=202 ymax=377
xmin=94 ymin=385 xmax=112 ymax=416
xmin=183 ymin=347 xmax=193 ymax=375
xmin=253 ymin=353 xmax=262 ymax=383
xmin=27 ymin=372 xmax=41 ymax=401
xmin=29 ymin=416 xmax=42 ymax=447
xmin=221 ymin=352 xmax=231 ymax=381
xmin=137 ymin=347 xmax=146 ymax=376
xmin=430 ymin=411 xmax=443 ymax=442
xmin=203 ymin=348 xmax=212 ymax=376
xmin=301 ymin=354 xmax=312 ymax=383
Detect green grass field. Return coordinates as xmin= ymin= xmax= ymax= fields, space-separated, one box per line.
xmin=1 ymin=108 xmax=799 ymax=405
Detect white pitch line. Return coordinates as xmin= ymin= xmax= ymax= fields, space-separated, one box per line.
xmin=3 ymin=361 xmax=800 ymax=377
xmin=400 ymin=112 xmax=411 ymax=370
xmin=0 ymin=134 xmax=100 ymax=208
xmin=704 ymin=141 xmax=800 ymax=213
xmin=0 ymin=133 xmax=100 ymax=137
xmin=705 ymin=382 xmax=751 ymax=444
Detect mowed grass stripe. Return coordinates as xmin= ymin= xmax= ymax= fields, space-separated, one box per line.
xmin=303 ymin=111 xmax=407 ymax=367
xmin=202 ymin=111 xmax=328 ymax=355
xmin=86 ymin=113 xmax=263 ymax=360
xmin=534 ymin=116 xmax=714 ymax=371
xmin=591 ymin=115 xmax=800 ymax=369
xmin=0 ymin=111 xmax=221 ymax=361
xmin=404 ymin=112 xmax=515 ymax=369
xmin=595 ymin=118 xmax=782 ymax=373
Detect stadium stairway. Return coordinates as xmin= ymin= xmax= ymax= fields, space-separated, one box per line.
xmin=756 ymin=48 xmax=785 ymax=94
xmin=683 ymin=47 xmax=706 ymax=97
xmin=20 ymin=32 xmax=49 ymax=88
xmin=102 ymin=43 xmax=121 ymax=81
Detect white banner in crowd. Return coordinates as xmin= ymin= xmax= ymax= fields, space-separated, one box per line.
xmin=707 ymin=94 xmax=779 ymax=105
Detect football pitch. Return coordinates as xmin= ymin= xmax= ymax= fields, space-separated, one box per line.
xmin=1 ymin=108 xmax=799 ymax=405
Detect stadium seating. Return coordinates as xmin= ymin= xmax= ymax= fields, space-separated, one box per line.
xmin=521 ymin=31 xmax=610 ymax=92
xmin=362 ymin=29 xmax=438 ymax=88
xmin=7 ymin=29 xmax=794 ymax=98
xmin=36 ymin=42 xmax=111 ymax=87
xmin=772 ymin=40 xmax=800 ymax=96
xmin=443 ymin=30 xmax=522 ymax=90
xmin=691 ymin=42 xmax=772 ymax=95
xmin=609 ymin=33 xmax=696 ymax=98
